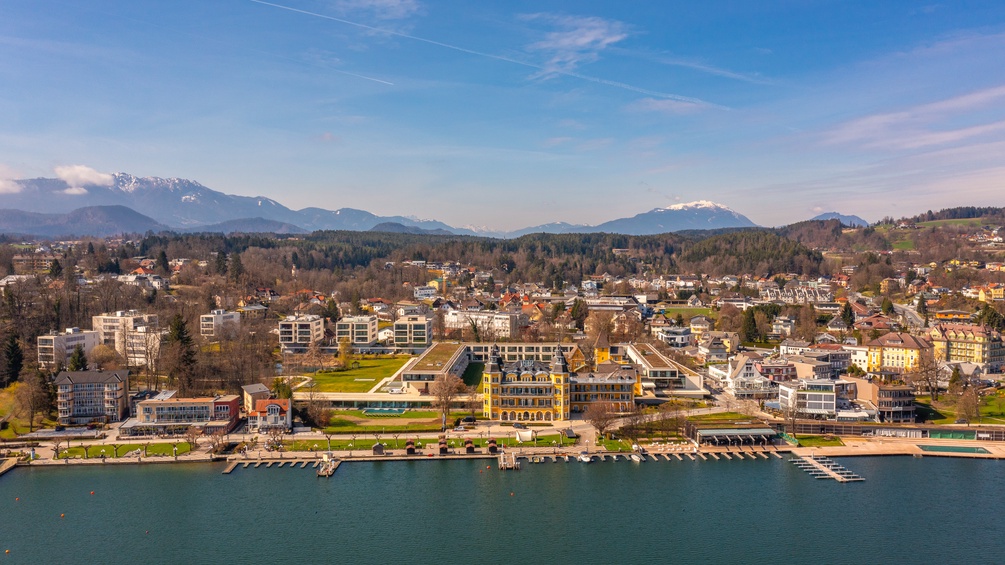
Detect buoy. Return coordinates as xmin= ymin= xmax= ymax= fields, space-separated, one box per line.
xmin=6 ymin=549 xmax=10 ymax=554
xmin=14 ymin=497 xmax=19 ymax=501
xmin=90 ymin=491 xmax=95 ymax=495
xmin=510 ymin=492 xmax=514 ymax=496
xmin=145 ymin=531 xmax=149 ymax=535
xmin=60 ymin=513 xmax=65 ymax=518
xmin=486 ymin=465 xmax=490 ymax=469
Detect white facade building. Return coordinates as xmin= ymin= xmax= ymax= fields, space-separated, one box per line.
xmin=200 ymin=309 xmax=241 ymax=338
xmin=443 ymin=310 xmax=524 ymax=339
xmin=278 ymin=315 xmax=325 ymax=349
xmin=335 ymin=315 xmax=379 ymax=347
xmin=37 ymin=327 xmax=100 ymax=370
xmin=394 ymin=314 xmax=432 ymax=348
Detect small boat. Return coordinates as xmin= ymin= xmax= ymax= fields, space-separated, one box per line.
xmin=630 ymin=453 xmax=643 ymax=463
xmin=531 ymin=456 xmax=541 ymax=464
xmin=578 ymin=452 xmax=592 ymax=463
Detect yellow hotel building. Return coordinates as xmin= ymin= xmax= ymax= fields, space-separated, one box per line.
xmin=929 ymin=323 xmax=1005 ymax=372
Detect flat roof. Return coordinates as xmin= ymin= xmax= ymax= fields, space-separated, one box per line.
xmin=696 ymin=428 xmax=777 ymax=437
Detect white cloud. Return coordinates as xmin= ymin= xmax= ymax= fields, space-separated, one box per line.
xmin=61 ymin=187 xmax=90 ymax=195
xmin=54 ymin=164 xmax=113 ymax=188
xmin=522 ymin=13 xmax=628 ymax=76
xmin=0 ymin=164 xmax=21 ymax=194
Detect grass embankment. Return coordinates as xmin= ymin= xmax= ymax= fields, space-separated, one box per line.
xmin=0 ymin=384 xmax=58 ymax=440
xmin=311 ymin=357 xmax=411 ymax=392
xmin=57 ymin=443 xmax=193 ymax=459
xmin=916 ymin=393 xmax=1005 ymax=425
xmin=461 ymin=362 xmax=485 ymax=387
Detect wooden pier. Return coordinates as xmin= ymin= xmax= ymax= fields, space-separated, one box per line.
xmin=791 ymin=456 xmax=864 ymax=482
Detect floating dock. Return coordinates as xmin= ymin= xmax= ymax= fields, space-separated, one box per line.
xmin=791 ymin=455 xmax=864 ymax=482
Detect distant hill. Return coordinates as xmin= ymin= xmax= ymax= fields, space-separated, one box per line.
xmin=902 ymin=206 xmax=1005 ymax=224
xmin=0 ymin=205 xmax=168 ymax=237
xmin=184 ymin=217 xmax=308 ymax=235
xmin=368 ymin=222 xmax=455 ymax=236
xmin=809 ymin=212 xmax=869 ymax=227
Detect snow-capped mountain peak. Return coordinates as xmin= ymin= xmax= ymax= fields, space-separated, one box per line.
xmin=658 ymin=200 xmax=734 ymax=212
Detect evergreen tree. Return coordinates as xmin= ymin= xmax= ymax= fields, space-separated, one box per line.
xmin=229 ymin=252 xmax=244 ymax=282
xmin=156 ymin=250 xmax=170 ymax=274
xmin=68 ymin=344 xmax=88 ymax=371
xmin=48 ymin=259 xmax=63 ymax=279
xmin=1 ymin=334 xmax=24 ymax=387
xmin=215 ymin=251 xmax=228 ymax=276
xmin=165 ymin=314 xmax=197 ymax=394
xmin=881 ymin=297 xmax=894 ymax=316
xmin=741 ymin=309 xmax=758 ymax=343
xmin=841 ymin=301 xmax=855 ymax=327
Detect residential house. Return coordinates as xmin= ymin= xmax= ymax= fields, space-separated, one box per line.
xmin=778 ymin=379 xmax=837 ymax=419
xmin=241 ymin=383 xmax=271 ymax=413
xmin=393 ymin=314 xmax=433 ymax=349
xmin=124 ymin=391 xmax=240 ymax=436
xmin=248 ymin=398 xmax=293 ymax=432
xmin=279 ymin=314 xmax=325 ymax=351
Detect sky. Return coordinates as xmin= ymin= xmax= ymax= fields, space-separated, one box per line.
xmin=2 ymin=1 xmax=1005 ymax=231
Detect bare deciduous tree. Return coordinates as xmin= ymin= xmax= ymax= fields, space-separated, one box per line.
xmin=908 ymin=351 xmax=941 ymax=401
xmin=14 ymin=373 xmax=50 ymax=433
xmin=584 ymin=401 xmax=620 ymax=440
xmin=430 ymin=373 xmax=465 ymax=429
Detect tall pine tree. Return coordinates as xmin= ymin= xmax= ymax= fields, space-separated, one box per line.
xmin=1 ymin=334 xmax=24 ymax=387
xmin=165 ymin=315 xmax=198 ymax=395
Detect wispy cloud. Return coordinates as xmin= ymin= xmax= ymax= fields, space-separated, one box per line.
xmin=54 ymin=164 xmax=113 ymax=188
xmin=521 ymin=13 xmax=628 ymax=76
xmin=332 ymin=0 xmax=421 ymax=20
xmin=542 ymin=136 xmax=573 ymax=147
xmin=628 ymin=97 xmax=708 ymax=114
xmin=0 ymin=164 xmax=21 ymax=194
xmin=822 ymin=83 xmax=1005 ymax=149
xmin=250 ymin=0 xmax=712 ymax=103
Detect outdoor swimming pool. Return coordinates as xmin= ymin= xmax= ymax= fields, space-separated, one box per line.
xmin=918 ymin=445 xmax=990 ymax=454
xmin=362 ymin=408 xmax=407 ymax=416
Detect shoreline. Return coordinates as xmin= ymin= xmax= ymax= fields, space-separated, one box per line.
xmin=6 ymin=436 xmax=1005 ymax=477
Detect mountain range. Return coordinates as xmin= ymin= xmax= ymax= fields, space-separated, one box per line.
xmin=1 ymin=173 xmax=766 ymax=238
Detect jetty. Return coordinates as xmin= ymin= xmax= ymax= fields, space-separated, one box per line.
xmin=0 ymin=458 xmax=16 ymax=477
xmin=498 ymin=452 xmax=520 ymax=470
xmin=317 ymin=454 xmax=341 ymax=477
xmin=791 ymin=455 xmax=864 ymax=482
xmin=222 ymin=462 xmax=239 ymax=474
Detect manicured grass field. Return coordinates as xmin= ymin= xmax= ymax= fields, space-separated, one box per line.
xmin=277 ymin=434 xmax=575 ymax=453
xmin=796 ymin=435 xmax=844 ymax=447
xmin=311 ymin=357 xmax=411 ymax=392
xmin=461 ymin=362 xmax=485 ymax=387
xmin=687 ymin=412 xmax=752 ymax=422
xmin=57 ymin=442 xmax=192 ymax=459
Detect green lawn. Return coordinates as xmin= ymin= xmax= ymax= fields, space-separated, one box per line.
xmin=56 ymin=442 xmax=192 ymax=459
xmin=918 ymin=218 xmax=985 ymax=228
xmin=796 ymin=435 xmax=844 ymax=447
xmin=323 ymin=411 xmax=479 ymax=434
xmin=659 ymin=307 xmax=714 ymax=320
xmin=311 ymin=357 xmax=411 ymax=392
xmin=687 ymin=412 xmax=753 ymax=422
xmin=461 ymin=362 xmax=485 ymax=387
xmin=277 ymin=434 xmax=575 ymax=453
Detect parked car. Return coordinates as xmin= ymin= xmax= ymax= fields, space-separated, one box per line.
xmin=513 ymin=423 xmax=527 ymax=429
xmin=461 ymin=416 xmax=476 ymax=424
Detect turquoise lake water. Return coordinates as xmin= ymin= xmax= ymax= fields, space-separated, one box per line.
xmin=2 ymin=456 xmax=1004 ymax=564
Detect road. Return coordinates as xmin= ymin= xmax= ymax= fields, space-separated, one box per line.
xmin=892 ymin=302 xmax=924 ymax=328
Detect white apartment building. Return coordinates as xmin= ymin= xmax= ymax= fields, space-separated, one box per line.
xmin=91 ymin=310 xmax=159 ymax=368
xmin=393 ymin=314 xmax=432 ymax=349
xmin=37 ymin=327 xmax=100 ymax=370
xmin=336 ymin=315 xmax=378 ymax=347
xmin=444 ymin=310 xmax=524 ymax=339
xmin=413 ymin=285 xmax=437 ymax=300
xmin=278 ymin=314 xmax=325 ymax=350
xmin=54 ymin=370 xmax=129 ymax=425
xmin=200 ymin=309 xmax=241 ymax=338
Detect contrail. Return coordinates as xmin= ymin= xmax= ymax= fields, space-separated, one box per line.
xmin=248 ymin=0 xmax=718 ymax=106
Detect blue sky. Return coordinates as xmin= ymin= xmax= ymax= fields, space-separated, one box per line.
xmin=2 ymin=1 xmax=1005 ymax=231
